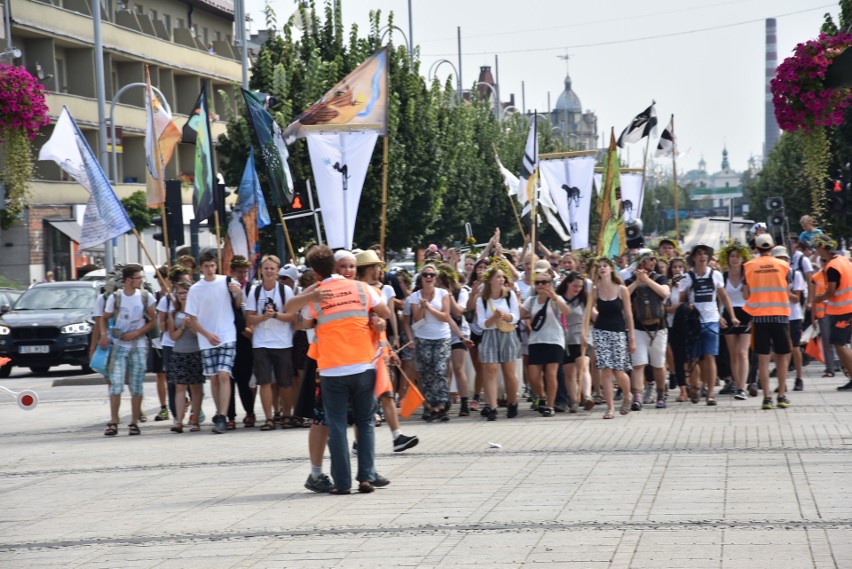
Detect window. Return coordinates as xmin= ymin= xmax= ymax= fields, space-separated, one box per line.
xmin=191 ymin=24 xmax=198 ymax=38
xmin=176 ymin=18 xmax=184 ymax=29
xmin=135 ymin=4 xmax=144 ymax=15
xmin=163 ymin=14 xmax=171 ymax=31
xmin=149 ymin=9 xmax=157 ymax=21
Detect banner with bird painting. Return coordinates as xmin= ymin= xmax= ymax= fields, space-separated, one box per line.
xmin=284 ymin=48 xmax=389 ymax=144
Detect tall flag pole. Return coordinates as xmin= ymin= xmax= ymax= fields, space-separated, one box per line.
xmin=655 ymin=114 xmax=679 ymax=242
xmin=530 ymin=112 xmax=538 ymax=287
xmin=597 ymin=128 xmax=625 ymax=258
xmin=493 ymin=144 xmax=528 ymax=240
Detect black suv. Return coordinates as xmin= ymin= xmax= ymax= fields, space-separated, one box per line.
xmin=0 ymin=281 xmax=102 ymax=376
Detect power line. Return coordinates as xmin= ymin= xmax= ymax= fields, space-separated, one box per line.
xmin=422 ymin=4 xmax=834 ymax=57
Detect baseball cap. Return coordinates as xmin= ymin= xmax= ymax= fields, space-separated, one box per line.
xmin=278 ymin=264 xmax=299 ymax=281
xmin=754 ymin=234 xmax=774 ymax=250
xmin=751 ymin=222 xmax=767 ymax=233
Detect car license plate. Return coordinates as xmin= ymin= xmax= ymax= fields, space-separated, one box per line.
xmin=20 ymin=345 xmax=49 ymax=354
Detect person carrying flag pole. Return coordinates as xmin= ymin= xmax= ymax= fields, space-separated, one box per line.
xmin=655 ymin=114 xmax=681 ymax=243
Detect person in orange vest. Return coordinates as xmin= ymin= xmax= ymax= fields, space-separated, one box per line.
xmin=811 ymin=234 xmax=852 ymax=390
xmin=286 ymin=246 xmax=391 ymax=494
xmin=810 ymin=262 xmax=837 ymax=378
xmin=742 ymin=234 xmax=792 ymax=410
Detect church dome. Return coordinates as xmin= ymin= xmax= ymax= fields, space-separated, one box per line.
xmin=554 ymin=74 xmax=582 ymax=113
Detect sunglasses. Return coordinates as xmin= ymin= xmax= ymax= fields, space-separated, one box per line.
xmin=534 ymin=280 xmax=551 ymax=285
xmin=421 ymin=273 xmax=437 ymax=279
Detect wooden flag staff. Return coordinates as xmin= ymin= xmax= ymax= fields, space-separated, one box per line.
xmin=276 ymin=207 xmax=297 ymax=264
xmin=380 ymin=136 xmax=389 ymax=256
xmin=132 ymin=228 xmax=171 ymax=294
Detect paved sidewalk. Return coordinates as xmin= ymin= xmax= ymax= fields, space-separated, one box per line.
xmin=1 ymin=365 xmax=851 ymax=568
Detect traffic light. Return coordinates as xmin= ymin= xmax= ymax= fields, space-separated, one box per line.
xmin=164 ymin=180 xmax=185 ymax=249
xmin=766 ymin=196 xmax=786 ymax=244
xmin=829 ymin=177 xmax=846 ymax=212
xmin=290 ymin=192 xmax=304 ymax=212
xmin=152 ymin=214 xmax=165 ymax=244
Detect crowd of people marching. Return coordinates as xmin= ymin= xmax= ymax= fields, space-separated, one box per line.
xmin=91 ymin=213 xmax=852 ymax=494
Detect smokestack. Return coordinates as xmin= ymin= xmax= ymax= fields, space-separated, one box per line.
xmin=765 ymin=18 xmax=780 ymax=158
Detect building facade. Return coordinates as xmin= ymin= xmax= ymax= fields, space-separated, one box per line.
xmin=1 ymin=0 xmax=242 ymax=284
xmin=549 ymin=71 xmax=597 ymax=151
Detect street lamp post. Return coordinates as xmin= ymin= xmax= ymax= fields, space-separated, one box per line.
xmin=379 ymin=25 xmax=411 ymax=57
xmin=108 ymin=83 xmax=172 ymax=185
xmin=476 ymin=82 xmax=500 ymax=120
xmin=428 ymin=58 xmax=461 ymax=103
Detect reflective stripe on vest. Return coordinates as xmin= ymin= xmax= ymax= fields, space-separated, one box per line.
xmin=743 ymin=257 xmax=791 ymax=318
xmin=825 ymin=256 xmax=852 ymax=315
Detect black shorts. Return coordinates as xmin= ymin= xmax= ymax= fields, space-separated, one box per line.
xmin=563 ymin=344 xmax=582 ymax=364
xmin=829 ymin=313 xmax=852 ymax=346
xmin=470 ymin=331 xmax=483 ymax=346
xmin=789 ymin=319 xmax=803 ymax=347
xmin=451 ymin=341 xmax=468 ymax=351
xmin=528 ymin=343 xmax=564 ymax=365
xmin=753 ymin=322 xmax=791 ymax=355
xmin=722 ymin=307 xmax=752 ymax=335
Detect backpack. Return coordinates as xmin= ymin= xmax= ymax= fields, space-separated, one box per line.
xmin=631 ymin=274 xmax=666 ymax=328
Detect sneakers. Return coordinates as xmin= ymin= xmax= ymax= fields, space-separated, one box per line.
xmin=486 ymin=407 xmax=497 ymax=421
xmin=568 ymin=403 xmax=579 ymax=414
xmin=372 ymin=474 xmax=391 ymax=488
xmin=733 ymin=388 xmax=747 ymax=401
xmin=793 ymin=378 xmax=804 ymax=391
xmin=719 ymin=380 xmax=735 ymax=395
xmin=761 ymin=397 xmax=774 ymax=410
xmin=305 ymin=473 xmax=334 ymax=493
xmin=747 ymin=383 xmax=759 ymax=397
xmin=837 ymin=380 xmax=852 ymax=391
xmin=352 ymin=441 xmax=358 ymax=455
xmin=469 ymin=398 xmax=480 ymax=412
xmin=138 ymin=412 xmax=147 ymax=423
xmin=643 ymin=384 xmax=655 ymax=404
xmin=154 ymin=407 xmax=169 ymax=422
xmin=776 ymin=396 xmax=791 ymax=409
xmin=554 ymin=402 xmax=568 ymax=413
xmin=655 ymin=394 xmax=666 ymax=409
xmin=540 ymin=407 xmax=554 ymax=417
xmin=393 ymin=434 xmax=419 ymax=452
xmin=506 ymin=403 xmax=518 ymax=418
xmin=428 ymin=409 xmax=450 ymax=422
xmin=630 ymin=391 xmax=642 ymax=411
xmin=458 ymin=399 xmax=470 ymax=417
xmin=211 ymin=414 xmax=227 ymax=434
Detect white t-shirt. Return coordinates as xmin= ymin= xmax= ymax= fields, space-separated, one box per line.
xmin=523 ymin=295 xmax=565 ymax=347
xmin=516 ymin=273 xmax=532 ymax=300
xmin=723 ymin=272 xmax=746 ymax=308
xmin=245 ymin=282 xmax=295 ymax=349
xmin=157 ymin=294 xmax=176 ymax=348
xmin=406 ymin=288 xmax=451 ymax=340
xmin=93 ymin=294 xmax=106 ymax=319
xmin=452 ymin=287 xmax=471 ymax=340
xmin=185 ymin=275 xmax=237 ymax=350
xmin=475 ymin=293 xmax=520 ymax=330
xmin=678 ymin=268 xmax=725 ymax=323
xmin=105 ymin=289 xmax=156 ymax=349
xmin=300 ymin=276 xmax=382 ymax=376
xmin=789 ymin=269 xmax=807 ymax=321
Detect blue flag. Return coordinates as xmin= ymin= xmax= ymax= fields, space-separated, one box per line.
xmin=239 ymin=148 xmax=270 ymax=229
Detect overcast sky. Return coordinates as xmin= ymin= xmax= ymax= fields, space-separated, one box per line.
xmin=245 ymin=0 xmax=834 ymax=175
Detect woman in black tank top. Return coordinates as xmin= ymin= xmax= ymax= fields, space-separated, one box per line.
xmin=590 ymin=259 xmax=635 ymax=419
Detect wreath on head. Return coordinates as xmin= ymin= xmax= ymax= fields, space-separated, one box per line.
xmin=717 ymin=240 xmax=752 ymax=269
xmin=486 ymin=257 xmax=514 ymax=281
xmin=437 ymin=263 xmax=460 ymax=284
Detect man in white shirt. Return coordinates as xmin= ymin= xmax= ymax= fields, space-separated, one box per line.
xmin=185 ymin=252 xmax=242 ymax=434
xmin=246 ymin=255 xmax=298 ymax=429
xmin=99 ymin=264 xmax=157 ymax=436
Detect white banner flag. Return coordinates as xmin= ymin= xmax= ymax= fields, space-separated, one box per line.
xmin=540 ymin=156 xmax=595 ymax=251
xmin=306 ymin=131 xmax=378 ymax=249
xmin=620 ymin=173 xmax=644 ymax=224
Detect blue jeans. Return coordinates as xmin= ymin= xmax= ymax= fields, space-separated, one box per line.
xmin=321 ymin=369 xmax=377 ymax=490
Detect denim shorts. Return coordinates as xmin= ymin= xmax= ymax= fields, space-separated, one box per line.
xmin=690 ymin=321 xmax=720 ymax=359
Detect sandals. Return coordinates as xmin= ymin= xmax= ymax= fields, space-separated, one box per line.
xmin=170 ymin=423 xmax=183 ymax=433
xmin=289 ymin=416 xmax=307 ymax=428
xmin=128 ymin=423 xmax=141 ymax=436
xmin=540 ymin=407 xmax=554 ymax=417
xmin=260 ymin=420 xmax=276 ymax=431
xmin=243 ymin=414 xmax=256 ymax=428
xmin=189 ymin=423 xmax=201 ymax=432
xmin=358 ymin=482 xmax=375 ymax=494
xmin=104 ymin=423 xmax=118 ymax=436
xmin=676 ymin=393 xmax=688 ymax=403
xmin=226 ymin=419 xmax=236 ymax=431
xmin=688 ymin=386 xmax=700 ymax=404
xmin=619 ymin=405 xmax=630 ymax=416
xmin=823 ymin=371 xmax=835 ymax=378
xmin=328 ymin=488 xmax=351 ymax=495
xmin=603 ymin=410 xmax=614 ymax=419
xmin=706 ymin=398 xmax=717 ymax=406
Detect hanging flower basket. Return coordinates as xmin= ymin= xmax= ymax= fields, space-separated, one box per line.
xmin=0 ymin=64 xmax=51 ymax=229
xmin=770 ymin=32 xmax=852 ymax=223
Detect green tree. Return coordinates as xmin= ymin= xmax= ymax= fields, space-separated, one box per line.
xmin=121 ymin=191 xmax=154 ymax=231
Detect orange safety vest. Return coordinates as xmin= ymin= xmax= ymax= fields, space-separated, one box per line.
xmin=743 ymin=255 xmax=791 ymax=317
xmin=307 ymin=278 xmax=377 ymax=371
xmin=812 ymin=270 xmax=827 ymax=319
xmin=824 ymin=255 xmax=852 ymax=315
